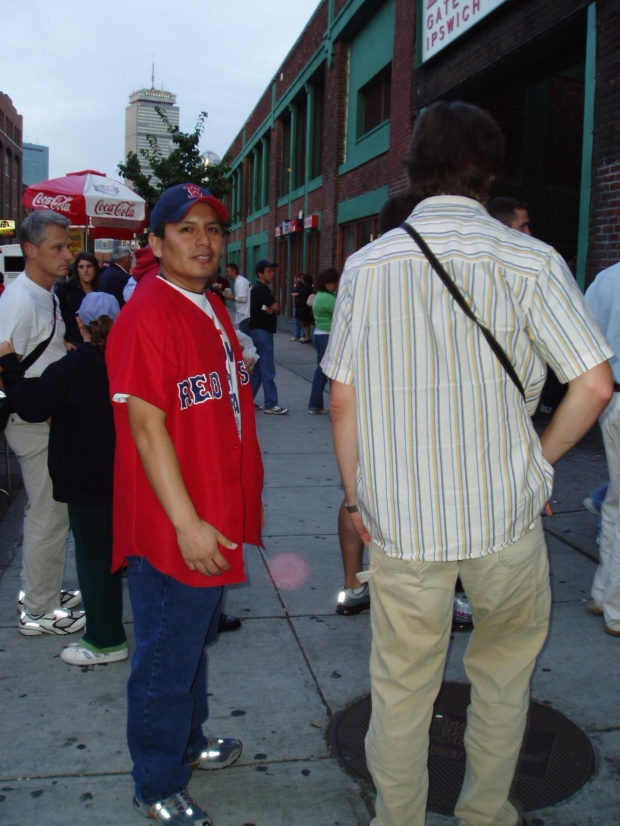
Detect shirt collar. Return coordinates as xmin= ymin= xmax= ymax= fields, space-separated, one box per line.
xmin=411 ymin=195 xmax=489 ymax=220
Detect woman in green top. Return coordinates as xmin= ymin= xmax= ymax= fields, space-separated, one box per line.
xmin=308 ymin=268 xmax=339 ymax=413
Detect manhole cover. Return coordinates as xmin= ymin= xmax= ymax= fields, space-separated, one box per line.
xmin=328 ymin=682 xmax=595 ymax=813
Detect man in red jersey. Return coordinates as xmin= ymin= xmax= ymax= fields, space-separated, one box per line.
xmin=106 ymin=183 xmax=264 ymax=826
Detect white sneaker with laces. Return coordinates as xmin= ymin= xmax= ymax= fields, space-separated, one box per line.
xmin=133 ymin=788 xmax=212 ymax=825
xmin=189 ymin=737 xmax=242 ymax=770
xmin=263 ymin=405 xmax=288 ymax=415
xmin=61 ymin=643 xmax=128 ymax=665
xmin=19 ymin=607 xmax=86 ymax=636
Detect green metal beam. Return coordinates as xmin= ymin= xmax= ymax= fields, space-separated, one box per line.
xmin=576 ymin=2 xmax=597 ymax=291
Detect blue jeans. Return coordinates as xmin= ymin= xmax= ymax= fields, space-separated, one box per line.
xmin=126 ymin=556 xmax=223 ymax=803
xmin=250 ymin=328 xmax=278 ymax=409
xmin=308 ymin=332 xmax=330 ymax=411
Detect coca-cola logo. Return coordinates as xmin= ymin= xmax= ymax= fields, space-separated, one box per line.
xmin=31 ymin=193 xmax=74 ymax=213
xmin=94 ymin=200 xmax=137 ymax=218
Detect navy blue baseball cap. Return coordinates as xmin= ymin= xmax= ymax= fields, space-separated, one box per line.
xmin=150 ymin=183 xmax=229 ymax=229
xmin=255 ymin=259 xmax=278 ymax=273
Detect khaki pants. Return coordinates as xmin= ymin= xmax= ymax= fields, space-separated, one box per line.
xmin=5 ymin=414 xmax=69 ymax=615
xmin=594 ymin=392 xmax=620 ymax=631
xmin=365 ymin=518 xmax=550 ymax=826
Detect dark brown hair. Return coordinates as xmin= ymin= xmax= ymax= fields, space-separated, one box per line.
xmin=316 ymin=268 xmax=339 ymax=292
xmin=405 ymin=101 xmax=504 ymax=202
xmin=486 ymin=196 xmax=528 ymax=227
xmin=86 ymin=316 xmax=114 ymax=353
xmin=378 ymin=192 xmax=417 ymax=235
xmin=71 ymin=252 xmax=101 ymax=291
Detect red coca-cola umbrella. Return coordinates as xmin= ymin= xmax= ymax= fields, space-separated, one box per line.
xmin=22 ymin=170 xmax=146 ymax=240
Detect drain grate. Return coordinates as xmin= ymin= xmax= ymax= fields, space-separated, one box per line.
xmin=328 ymin=681 xmax=595 ymax=813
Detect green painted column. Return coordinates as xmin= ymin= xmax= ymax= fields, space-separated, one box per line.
xmin=251 ymin=147 xmax=259 ymax=214
xmin=576 ymin=2 xmax=597 ymax=291
xmin=261 ymin=136 xmax=268 ymax=211
xmin=289 ymin=103 xmax=297 ymax=201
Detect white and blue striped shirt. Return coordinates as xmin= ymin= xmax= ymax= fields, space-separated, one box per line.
xmin=322 ymin=196 xmax=612 ymax=561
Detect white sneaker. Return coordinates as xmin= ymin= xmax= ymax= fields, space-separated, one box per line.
xmin=17 ymin=589 xmax=82 ymax=613
xmin=19 ymin=607 xmax=86 ymax=636
xmin=133 ymin=788 xmax=212 ymax=825
xmin=61 ymin=643 xmax=128 ymax=665
xmin=263 ymin=405 xmax=288 ymax=415
xmin=189 ymin=737 xmax=242 ymax=770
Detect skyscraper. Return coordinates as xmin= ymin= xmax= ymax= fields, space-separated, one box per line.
xmin=125 ymin=78 xmax=179 ymax=178
xmin=23 ymin=143 xmax=49 ymax=186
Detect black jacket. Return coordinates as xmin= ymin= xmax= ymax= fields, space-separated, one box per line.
xmin=0 ymin=343 xmax=115 ymax=505
xmin=100 ymin=263 xmax=129 ymax=307
xmin=54 ymin=278 xmax=86 ymax=345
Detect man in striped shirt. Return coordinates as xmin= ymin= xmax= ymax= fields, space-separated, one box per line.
xmin=322 ymin=101 xmax=613 ymax=826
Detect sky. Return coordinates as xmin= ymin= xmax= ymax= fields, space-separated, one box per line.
xmin=3 ymin=0 xmax=322 ymax=181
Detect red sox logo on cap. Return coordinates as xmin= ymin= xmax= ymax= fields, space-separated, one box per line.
xmin=183 ymin=184 xmax=204 ymax=199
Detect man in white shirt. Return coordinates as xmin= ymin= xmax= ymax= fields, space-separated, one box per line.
xmin=585 ymin=261 xmax=620 ymax=637
xmin=224 ymin=262 xmax=251 ymax=332
xmin=0 ymin=210 xmax=85 ymax=635
xmin=323 ymin=101 xmax=613 ymax=826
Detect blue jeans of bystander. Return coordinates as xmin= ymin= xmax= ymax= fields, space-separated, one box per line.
xmin=249 ymin=328 xmax=278 ymax=409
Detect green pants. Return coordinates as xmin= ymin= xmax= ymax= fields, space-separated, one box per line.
xmin=68 ymin=503 xmax=126 ymax=651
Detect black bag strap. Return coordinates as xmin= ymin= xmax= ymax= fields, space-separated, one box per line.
xmin=400 ymin=222 xmax=525 ymax=400
xmin=21 ymin=294 xmax=58 ymax=371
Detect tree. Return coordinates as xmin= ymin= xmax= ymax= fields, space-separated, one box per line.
xmin=118 ymin=109 xmax=231 ymax=230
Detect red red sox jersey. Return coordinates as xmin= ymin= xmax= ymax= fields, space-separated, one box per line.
xmin=106 ymin=275 xmax=264 ymax=587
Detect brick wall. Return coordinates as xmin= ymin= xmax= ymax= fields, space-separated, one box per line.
xmin=0 ymin=93 xmax=24 ymax=225
xmin=588 ymin=0 xmax=620 ymax=280
xmin=225 ymin=0 xmax=619 ymax=283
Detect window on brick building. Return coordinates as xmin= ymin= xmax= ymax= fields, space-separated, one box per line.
xmin=280 ymin=114 xmax=291 ymax=198
xmin=5 ymin=148 xmax=11 ymax=212
xmin=244 ymin=155 xmax=253 ymax=218
xmin=227 ymin=165 xmax=243 ymax=225
xmin=293 ymin=98 xmax=307 ymax=191
xmin=358 ymin=65 xmax=392 ymax=138
xmin=339 ymin=216 xmax=379 ymax=270
xmin=310 ymin=84 xmax=323 ymax=180
xmin=262 ymin=138 xmax=270 ymax=209
xmin=305 ymin=232 xmax=320 ymax=282
xmin=249 ymin=137 xmax=270 ymax=213
xmin=252 ymin=143 xmax=262 ymax=213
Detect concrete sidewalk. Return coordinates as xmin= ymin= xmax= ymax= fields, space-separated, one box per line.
xmin=0 ymin=327 xmax=618 ymax=826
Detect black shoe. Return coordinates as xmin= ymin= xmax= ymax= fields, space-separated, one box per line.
xmin=218 ymin=614 xmax=241 ymax=633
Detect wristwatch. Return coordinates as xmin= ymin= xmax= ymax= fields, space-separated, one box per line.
xmin=345 ymin=503 xmax=359 ymax=514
